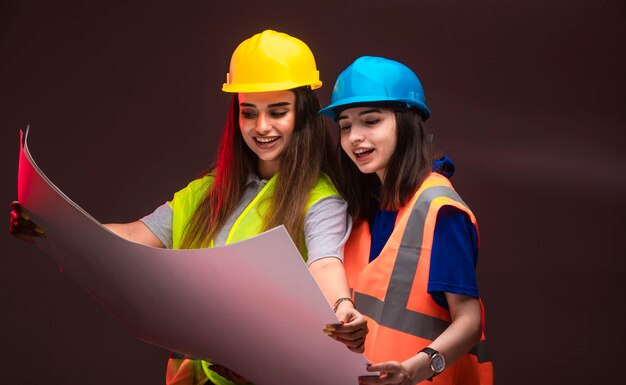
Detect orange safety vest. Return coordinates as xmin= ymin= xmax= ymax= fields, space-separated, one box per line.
xmin=344 ymin=173 xmax=493 ymax=384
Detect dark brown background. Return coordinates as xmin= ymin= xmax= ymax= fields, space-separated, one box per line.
xmin=1 ymin=1 xmax=624 ymax=384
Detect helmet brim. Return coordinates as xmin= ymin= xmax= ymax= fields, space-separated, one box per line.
xmin=319 ymin=96 xmax=431 ymax=120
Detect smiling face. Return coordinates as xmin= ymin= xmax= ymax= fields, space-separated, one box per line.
xmin=338 ymin=107 xmax=397 ymax=181
xmin=238 ymin=90 xmax=296 ymax=179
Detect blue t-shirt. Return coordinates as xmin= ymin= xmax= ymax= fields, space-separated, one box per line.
xmin=368 ymin=157 xmax=479 ymax=309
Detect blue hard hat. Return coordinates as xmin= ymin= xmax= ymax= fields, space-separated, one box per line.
xmin=320 ymin=56 xmax=431 ymax=120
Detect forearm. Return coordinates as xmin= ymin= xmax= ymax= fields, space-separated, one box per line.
xmin=427 ymin=302 xmax=482 ymax=365
xmin=312 ymin=257 xmax=367 ymax=353
xmin=104 ymin=221 xmax=165 ymax=248
xmin=308 ymin=257 xmax=351 ymax=307
xmin=403 ymin=295 xmax=482 ymax=382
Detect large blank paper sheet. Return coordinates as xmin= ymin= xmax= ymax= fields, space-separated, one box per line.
xmin=17 ymin=130 xmax=370 ymax=385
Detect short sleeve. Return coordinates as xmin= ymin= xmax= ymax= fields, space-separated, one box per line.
xmin=428 ymin=205 xmax=479 ymax=309
xmin=303 ymin=196 xmax=352 ymax=266
xmin=140 ymin=202 xmax=174 ymax=249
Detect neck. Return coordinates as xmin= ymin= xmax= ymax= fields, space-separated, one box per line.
xmin=258 ymin=159 xmax=279 ymax=180
xmin=376 ymin=168 xmax=386 ymax=182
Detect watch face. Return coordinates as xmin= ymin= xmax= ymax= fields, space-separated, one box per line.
xmin=431 ymin=353 xmax=446 ymax=373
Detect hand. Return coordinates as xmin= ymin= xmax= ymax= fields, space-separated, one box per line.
xmin=359 ymin=354 xmax=433 ymax=385
xmin=358 ymin=361 xmax=415 ymax=385
xmin=324 ymin=303 xmax=368 ymax=353
xmin=9 ymin=201 xmax=45 ymax=243
xmin=208 ymin=364 xmax=250 ymax=384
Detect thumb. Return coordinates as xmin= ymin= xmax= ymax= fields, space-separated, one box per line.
xmin=367 ymin=361 xmax=400 ymax=373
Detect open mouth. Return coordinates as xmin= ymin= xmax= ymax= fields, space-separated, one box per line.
xmin=255 ymin=136 xmax=280 ymax=144
xmin=354 ymin=148 xmax=374 ymax=158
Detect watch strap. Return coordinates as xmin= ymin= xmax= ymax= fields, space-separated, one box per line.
xmin=418 ymin=347 xmax=438 ymax=357
xmin=418 ymin=347 xmax=443 ymax=381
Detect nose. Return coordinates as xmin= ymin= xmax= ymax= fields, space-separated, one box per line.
xmin=348 ymin=125 xmax=364 ymax=145
xmin=255 ymin=112 xmax=272 ymax=134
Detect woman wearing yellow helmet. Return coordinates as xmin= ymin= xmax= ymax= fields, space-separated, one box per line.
xmin=135 ymin=30 xmax=367 ymax=385
xmin=11 ymin=30 xmax=367 ymax=385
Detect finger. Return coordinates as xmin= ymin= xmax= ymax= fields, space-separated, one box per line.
xmin=335 ymin=334 xmax=365 ymax=348
xmin=349 ymin=339 xmax=365 ymax=353
xmin=332 ymin=320 xmax=360 ymax=332
xmin=10 ymin=201 xmax=21 ymax=212
xmin=335 ymin=321 xmax=360 ymax=331
xmin=332 ymin=326 xmax=367 ymax=341
xmin=29 ymin=222 xmax=46 ymax=236
xmin=367 ymin=362 xmax=401 ymax=373
xmin=330 ymin=335 xmax=365 ymax=353
xmin=12 ymin=212 xmax=45 ymax=238
xmin=11 ymin=202 xmax=30 ymax=221
xmin=335 ymin=316 xmax=367 ymax=332
xmin=340 ymin=326 xmax=368 ymax=339
xmin=360 ymin=374 xmax=399 ymax=385
xmin=9 ymin=216 xmax=34 ymax=237
xmin=326 ymin=325 xmax=366 ymax=338
xmin=10 ymin=219 xmax=41 ymax=237
xmin=348 ymin=344 xmax=365 ymax=353
xmin=348 ymin=346 xmax=364 ymax=353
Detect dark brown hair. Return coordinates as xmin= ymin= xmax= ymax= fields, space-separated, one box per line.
xmin=335 ymin=107 xmax=432 ymax=221
xmin=180 ymin=87 xmax=335 ymax=249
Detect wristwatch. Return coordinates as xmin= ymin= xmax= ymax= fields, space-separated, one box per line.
xmin=418 ymin=347 xmax=446 ymax=381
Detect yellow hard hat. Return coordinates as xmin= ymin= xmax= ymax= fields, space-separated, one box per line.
xmin=222 ymin=30 xmax=322 ymax=93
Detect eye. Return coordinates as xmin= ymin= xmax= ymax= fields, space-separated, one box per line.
xmin=339 ymin=124 xmax=351 ymax=132
xmin=270 ymin=110 xmax=288 ymax=118
xmin=365 ymin=118 xmax=380 ymax=125
xmin=241 ymin=110 xmax=258 ymax=119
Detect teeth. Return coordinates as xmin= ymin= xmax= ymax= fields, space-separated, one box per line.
xmin=256 ymin=137 xmax=279 ymax=143
xmin=354 ymin=148 xmax=372 ymax=154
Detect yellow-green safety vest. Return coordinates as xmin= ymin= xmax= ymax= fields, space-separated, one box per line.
xmin=166 ymin=172 xmax=340 ymax=385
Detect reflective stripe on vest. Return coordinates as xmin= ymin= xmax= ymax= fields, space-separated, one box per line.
xmin=345 ymin=173 xmax=493 ymax=384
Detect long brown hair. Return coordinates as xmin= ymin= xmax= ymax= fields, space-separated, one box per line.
xmin=180 ymin=87 xmax=334 ymax=249
xmin=335 ymin=107 xmax=432 ymax=221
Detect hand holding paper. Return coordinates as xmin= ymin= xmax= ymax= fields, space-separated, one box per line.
xmin=330 ymin=305 xmax=369 ymax=353
xmin=9 ymin=200 xmax=45 ymax=243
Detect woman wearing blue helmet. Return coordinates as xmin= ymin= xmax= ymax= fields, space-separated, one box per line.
xmin=321 ymin=56 xmax=493 ymax=385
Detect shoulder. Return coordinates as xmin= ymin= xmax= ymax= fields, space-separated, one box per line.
xmin=306 ymin=173 xmax=341 ymax=207
xmin=315 ymin=173 xmax=340 ymax=192
xmin=173 ymin=174 xmax=213 ymax=199
xmin=403 ymin=173 xmax=477 ymax=224
xmin=416 ymin=173 xmax=467 ymax=208
xmin=423 ymin=172 xmax=455 ymax=189
xmin=171 ymin=174 xmax=214 ymax=211
xmin=307 ymin=195 xmax=347 ymax=216
xmin=304 ymin=196 xmax=351 ymax=264
xmin=305 ymin=197 xmax=349 ymax=237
